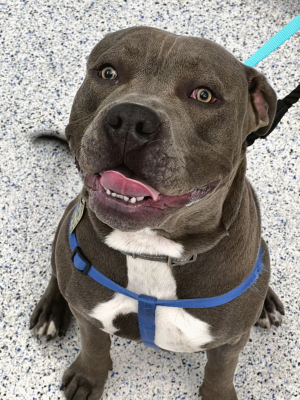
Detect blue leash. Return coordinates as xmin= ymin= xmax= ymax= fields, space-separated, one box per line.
xmin=69 ymin=207 xmax=264 ymax=348
xmin=244 ymin=14 xmax=300 ymax=67
xmin=245 ymin=14 xmax=300 ymax=146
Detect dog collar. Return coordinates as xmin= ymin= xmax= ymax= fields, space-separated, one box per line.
xmin=69 ymin=206 xmax=264 ymax=349
xmin=118 ymin=250 xmax=197 ymax=267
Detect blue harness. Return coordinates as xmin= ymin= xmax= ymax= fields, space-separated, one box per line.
xmin=69 ymin=207 xmax=264 ymax=349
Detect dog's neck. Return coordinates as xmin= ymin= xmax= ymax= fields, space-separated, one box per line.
xmin=86 ymin=153 xmax=248 ymax=257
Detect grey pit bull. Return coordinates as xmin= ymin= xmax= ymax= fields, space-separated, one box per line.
xmin=30 ymin=26 xmax=285 ymax=400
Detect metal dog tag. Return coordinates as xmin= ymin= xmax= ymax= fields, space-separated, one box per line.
xmin=70 ymin=198 xmax=86 ymax=233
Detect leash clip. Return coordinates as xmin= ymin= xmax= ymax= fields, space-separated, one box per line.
xmin=71 ymin=246 xmax=92 ymax=275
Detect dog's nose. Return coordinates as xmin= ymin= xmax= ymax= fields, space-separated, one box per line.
xmin=106 ymin=103 xmax=160 ymax=144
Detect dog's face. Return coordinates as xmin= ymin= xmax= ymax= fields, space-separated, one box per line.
xmin=66 ymin=26 xmax=276 ymax=232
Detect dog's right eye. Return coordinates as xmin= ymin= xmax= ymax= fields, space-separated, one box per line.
xmin=99 ymin=66 xmax=118 ymax=80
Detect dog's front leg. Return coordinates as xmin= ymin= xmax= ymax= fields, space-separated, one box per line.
xmin=199 ymin=330 xmax=250 ymax=400
xmin=30 ymin=274 xmax=72 ymax=340
xmin=61 ymin=307 xmax=112 ymax=400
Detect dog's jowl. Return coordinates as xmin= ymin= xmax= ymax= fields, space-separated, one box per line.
xmin=30 ymin=26 xmax=285 ymax=400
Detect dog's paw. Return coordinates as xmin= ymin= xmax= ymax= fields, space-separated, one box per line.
xmin=256 ymin=286 xmax=284 ymax=329
xmin=30 ymin=285 xmax=72 ymax=340
xmin=61 ymin=354 xmax=111 ymax=400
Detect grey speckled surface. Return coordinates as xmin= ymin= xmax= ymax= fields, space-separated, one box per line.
xmin=1 ymin=1 xmax=300 ymax=399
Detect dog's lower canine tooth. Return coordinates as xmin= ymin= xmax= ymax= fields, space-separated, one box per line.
xmin=106 ymin=189 xmax=111 ymax=195
xmin=130 ymin=197 xmax=137 ymax=203
xmin=137 ymin=197 xmax=144 ymax=201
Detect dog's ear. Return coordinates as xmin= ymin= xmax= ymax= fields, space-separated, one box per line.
xmin=245 ymin=67 xmax=277 ymax=138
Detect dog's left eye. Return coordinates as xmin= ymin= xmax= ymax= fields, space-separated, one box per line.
xmin=99 ymin=66 xmax=118 ymax=80
xmin=190 ymin=88 xmax=216 ymax=103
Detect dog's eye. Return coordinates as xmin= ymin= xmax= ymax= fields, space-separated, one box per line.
xmin=196 ymin=89 xmax=212 ymax=103
xmin=99 ymin=66 xmax=118 ymax=80
xmin=190 ymin=88 xmax=216 ymax=103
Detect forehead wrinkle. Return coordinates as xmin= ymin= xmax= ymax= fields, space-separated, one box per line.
xmin=139 ymin=33 xmax=178 ymax=75
xmin=161 ymin=42 xmax=210 ymax=79
xmin=159 ymin=36 xmax=180 ymax=68
xmin=120 ymin=30 xmax=176 ymax=60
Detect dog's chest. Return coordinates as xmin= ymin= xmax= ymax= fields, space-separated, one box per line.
xmin=89 ymin=229 xmax=213 ymax=352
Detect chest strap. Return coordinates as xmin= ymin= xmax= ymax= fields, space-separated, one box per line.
xmin=69 ymin=208 xmax=264 ymax=349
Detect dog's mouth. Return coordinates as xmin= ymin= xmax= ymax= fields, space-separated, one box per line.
xmin=78 ymin=161 xmax=219 ymax=212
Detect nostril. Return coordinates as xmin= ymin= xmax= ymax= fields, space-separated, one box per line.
xmin=136 ymin=121 xmax=160 ymax=135
xmin=136 ymin=121 xmax=146 ymax=135
xmin=108 ymin=116 xmax=122 ymax=130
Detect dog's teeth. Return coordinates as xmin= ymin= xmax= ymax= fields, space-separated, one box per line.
xmin=106 ymin=190 xmax=136 ymax=202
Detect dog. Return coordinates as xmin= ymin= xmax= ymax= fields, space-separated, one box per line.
xmin=30 ymin=26 xmax=285 ymax=399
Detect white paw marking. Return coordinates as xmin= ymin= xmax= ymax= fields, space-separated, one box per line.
xmin=257 ymin=317 xmax=271 ymax=329
xmin=269 ymin=309 xmax=282 ymax=326
xmin=36 ymin=322 xmax=47 ymax=337
xmin=90 ymin=229 xmax=213 ymax=353
xmin=258 ymin=308 xmax=283 ymax=329
xmin=47 ymin=320 xmax=57 ymax=337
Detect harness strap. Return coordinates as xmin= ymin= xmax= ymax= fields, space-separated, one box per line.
xmin=138 ymin=295 xmax=157 ymax=348
xmin=69 ymin=207 xmax=264 ymax=348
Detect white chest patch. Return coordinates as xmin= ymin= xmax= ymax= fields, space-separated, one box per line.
xmin=89 ymin=229 xmax=213 ymax=353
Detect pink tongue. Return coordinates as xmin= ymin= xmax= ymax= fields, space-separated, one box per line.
xmin=100 ymin=171 xmax=160 ymax=200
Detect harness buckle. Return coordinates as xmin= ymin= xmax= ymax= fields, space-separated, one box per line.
xmin=71 ymin=246 xmax=92 ymax=275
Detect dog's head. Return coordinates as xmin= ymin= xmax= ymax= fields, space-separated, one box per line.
xmin=66 ymin=26 xmax=276 ymax=233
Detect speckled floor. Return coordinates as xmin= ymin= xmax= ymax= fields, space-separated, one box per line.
xmin=1 ymin=1 xmax=300 ymax=399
